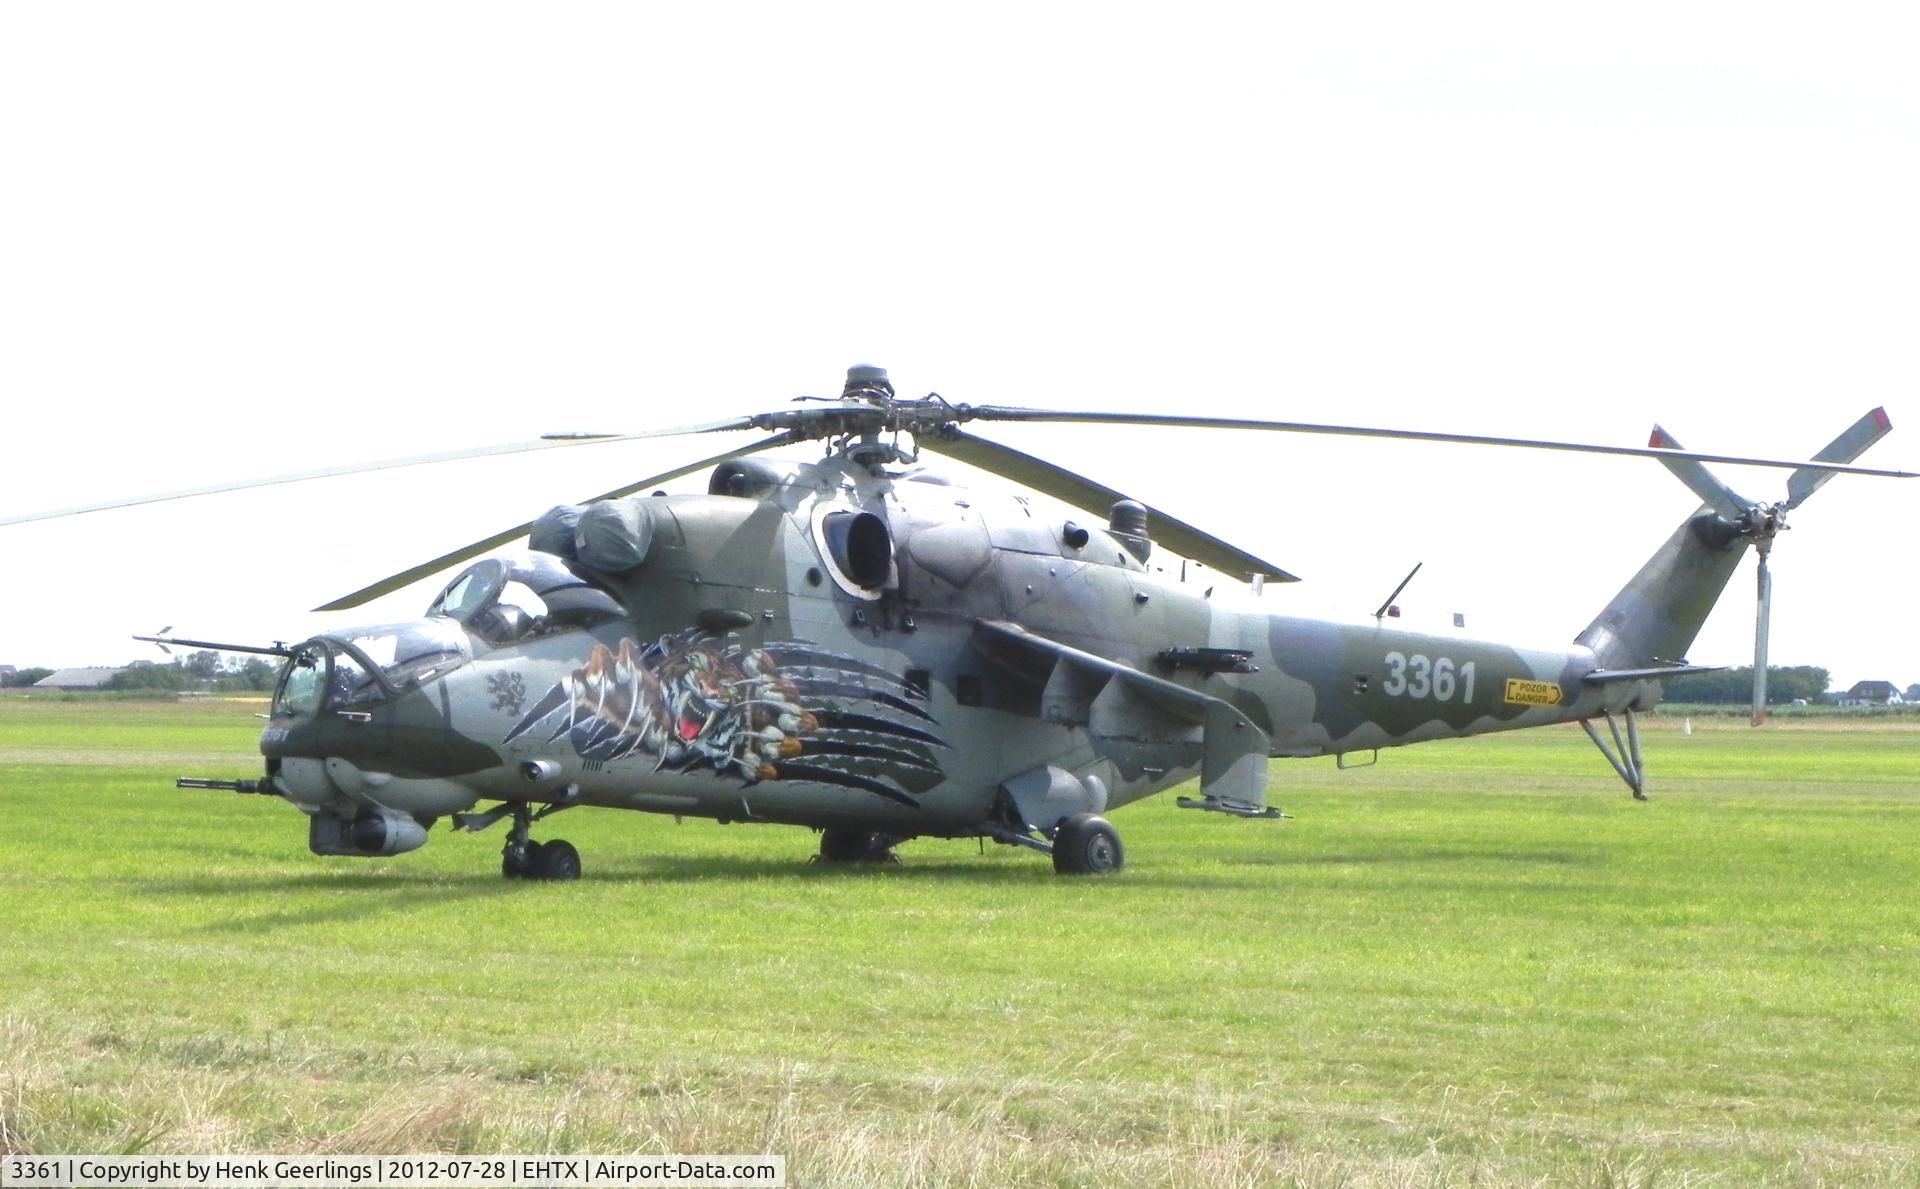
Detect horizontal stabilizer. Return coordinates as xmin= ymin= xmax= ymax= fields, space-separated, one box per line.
xmin=1582 ymin=665 xmax=1724 ymax=685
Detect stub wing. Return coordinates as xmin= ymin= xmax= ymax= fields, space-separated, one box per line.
xmin=972 ymin=620 xmax=1273 ymax=811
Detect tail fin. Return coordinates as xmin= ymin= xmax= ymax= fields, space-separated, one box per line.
xmin=1576 ymin=508 xmax=1748 ymax=669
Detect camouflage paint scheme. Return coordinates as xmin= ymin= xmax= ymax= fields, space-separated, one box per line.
xmin=257 ymin=450 xmax=1749 ymax=857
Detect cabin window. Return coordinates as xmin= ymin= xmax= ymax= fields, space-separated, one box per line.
xmin=273 ymin=646 xmax=325 ymax=718
xmin=326 ymin=650 xmax=378 ymax=709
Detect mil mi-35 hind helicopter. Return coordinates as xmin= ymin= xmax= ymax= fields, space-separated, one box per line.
xmin=10 ymin=367 xmax=1909 ymax=877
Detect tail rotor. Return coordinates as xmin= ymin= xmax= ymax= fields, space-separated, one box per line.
xmin=1647 ymin=409 xmax=1893 ymax=726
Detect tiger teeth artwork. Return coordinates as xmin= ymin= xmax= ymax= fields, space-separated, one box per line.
xmin=502 ymin=630 xmax=949 ymax=807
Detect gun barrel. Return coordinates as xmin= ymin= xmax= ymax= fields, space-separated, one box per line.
xmin=177 ymin=777 xmax=273 ymax=795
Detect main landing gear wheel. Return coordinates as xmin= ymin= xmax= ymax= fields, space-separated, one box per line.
xmin=503 ymin=839 xmax=542 ymax=879
xmin=816 ymin=827 xmax=899 ymax=864
xmin=533 ymin=839 xmax=581 ymax=881
xmin=1052 ymin=814 xmax=1124 ymax=875
xmin=503 ymin=838 xmax=582 ymax=881
xmin=500 ymin=804 xmax=582 ymax=881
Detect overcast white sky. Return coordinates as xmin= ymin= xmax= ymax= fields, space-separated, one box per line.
xmin=1 ymin=3 xmax=1914 ymax=691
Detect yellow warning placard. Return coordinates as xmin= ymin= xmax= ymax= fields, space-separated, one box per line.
xmin=1504 ymin=678 xmax=1564 ymax=707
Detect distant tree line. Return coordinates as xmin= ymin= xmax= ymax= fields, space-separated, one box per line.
xmin=5 ymin=651 xmax=278 ymax=693
xmin=1663 ymin=666 xmax=1829 ymax=705
xmin=106 ymin=651 xmax=278 ymax=693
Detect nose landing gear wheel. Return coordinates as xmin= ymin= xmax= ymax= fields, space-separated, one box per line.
xmin=1052 ymin=814 xmax=1123 ymax=875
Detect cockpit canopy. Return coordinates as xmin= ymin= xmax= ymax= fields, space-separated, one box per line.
xmin=273 ymin=618 xmax=471 ymax=717
xmin=427 ymin=552 xmax=626 ymax=646
xmin=271 ymin=554 xmax=626 ymax=719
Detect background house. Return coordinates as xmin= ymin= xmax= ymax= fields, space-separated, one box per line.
xmin=1837 ymin=680 xmax=1906 ymax=708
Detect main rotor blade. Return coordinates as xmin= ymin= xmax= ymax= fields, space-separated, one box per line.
xmin=311 ymin=433 xmax=792 ymax=612
xmin=957 ymin=407 xmax=1917 ymax=479
xmin=921 ymin=428 xmax=1300 ymax=583
xmin=0 ymin=415 xmax=760 ymax=528
xmin=1785 ymin=407 xmax=1894 ymax=509
xmin=1752 ymin=551 xmax=1773 ymax=727
xmin=1647 ymin=425 xmax=1751 ymax=519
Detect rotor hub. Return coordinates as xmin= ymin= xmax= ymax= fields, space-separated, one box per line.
xmin=1739 ymin=502 xmax=1789 ymax=541
xmin=747 ymin=365 xmax=979 ymax=458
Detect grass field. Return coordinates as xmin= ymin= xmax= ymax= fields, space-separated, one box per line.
xmin=1 ymin=697 xmax=1917 ymax=1186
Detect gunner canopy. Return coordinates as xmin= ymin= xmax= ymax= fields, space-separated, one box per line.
xmin=427 ymin=552 xmax=625 ymax=646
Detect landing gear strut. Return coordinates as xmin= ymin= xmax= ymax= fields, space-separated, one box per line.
xmin=498 ymin=804 xmax=580 ymax=881
xmin=975 ymin=812 xmax=1126 ymax=875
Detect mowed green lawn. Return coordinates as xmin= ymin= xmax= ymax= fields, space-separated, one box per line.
xmin=1 ymin=698 xmax=1917 ymax=1186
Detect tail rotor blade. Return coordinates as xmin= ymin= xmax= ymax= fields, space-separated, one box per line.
xmin=1752 ymin=550 xmax=1773 ymax=727
xmin=1648 ymin=425 xmax=1750 ymax=518
xmin=1785 ymin=408 xmax=1894 ymax=508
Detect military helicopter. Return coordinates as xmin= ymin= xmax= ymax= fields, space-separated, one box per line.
xmin=10 ymin=367 xmax=1909 ymax=877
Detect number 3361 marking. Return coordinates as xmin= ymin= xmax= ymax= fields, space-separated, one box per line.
xmin=1382 ymin=653 xmax=1475 ymax=702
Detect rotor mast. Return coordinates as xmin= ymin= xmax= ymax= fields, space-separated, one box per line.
xmin=838 ymin=364 xmax=907 ymax=465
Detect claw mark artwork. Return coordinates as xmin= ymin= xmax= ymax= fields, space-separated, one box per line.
xmin=502 ymin=631 xmax=948 ymax=806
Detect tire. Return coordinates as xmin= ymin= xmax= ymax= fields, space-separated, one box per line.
xmin=1052 ymin=814 xmax=1123 ymax=875
xmin=818 ymin=827 xmax=881 ymax=863
xmin=502 ymin=839 xmax=542 ymax=879
xmin=533 ymin=839 xmax=581 ymax=881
